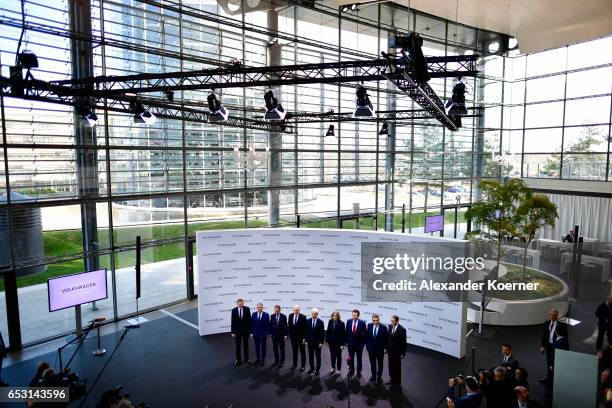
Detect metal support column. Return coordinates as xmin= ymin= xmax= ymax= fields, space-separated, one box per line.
xmin=69 ymin=0 xmax=99 ymax=333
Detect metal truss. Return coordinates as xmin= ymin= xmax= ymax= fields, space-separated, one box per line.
xmin=282 ymin=108 xmax=481 ymax=124
xmin=52 ymin=56 xmax=477 ymax=94
xmin=0 ymin=77 xmax=293 ymax=133
xmin=2 ymin=53 xmax=478 ymax=132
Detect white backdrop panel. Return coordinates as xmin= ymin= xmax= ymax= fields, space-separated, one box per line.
xmin=197 ymin=228 xmax=467 ymax=358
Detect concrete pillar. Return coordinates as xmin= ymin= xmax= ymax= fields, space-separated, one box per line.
xmin=267 ymin=9 xmax=282 ymax=226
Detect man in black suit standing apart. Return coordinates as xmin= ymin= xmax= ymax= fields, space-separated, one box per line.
xmin=539 ymin=309 xmax=568 ymax=383
xmin=366 ymin=314 xmax=388 ymax=383
xmin=304 ymin=308 xmax=325 ymax=376
xmin=596 ymin=297 xmax=612 ymax=352
xmin=231 ymin=298 xmax=251 ymax=366
xmin=500 ymin=343 xmax=519 ymax=372
xmin=346 ymin=309 xmax=367 ymax=378
xmin=269 ymin=304 xmax=288 ymax=367
xmin=288 ymin=304 xmax=307 ymax=371
xmin=386 ymin=314 xmax=406 ymax=387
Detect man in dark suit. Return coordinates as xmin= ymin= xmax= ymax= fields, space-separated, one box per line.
xmin=447 ymin=376 xmax=482 ymax=408
xmin=345 ymin=309 xmax=367 ymax=378
xmin=366 ymin=314 xmax=388 ymax=383
xmin=539 ymin=309 xmax=568 ymax=383
xmin=513 ymin=386 xmax=541 ymax=408
xmin=596 ymin=297 xmax=612 ymax=352
xmin=304 ymin=308 xmax=325 ymax=376
xmin=230 ymin=298 xmax=251 ymax=366
xmin=386 ymin=314 xmax=406 ymax=387
xmin=326 ymin=311 xmax=346 ymax=374
xmin=500 ymin=343 xmax=519 ymax=372
xmin=250 ymin=302 xmax=269 ymax=366
xmin=288 ymin=304 xmax=307 ymax=371
xmin=269 ymin=304 xmax=287 ymax=367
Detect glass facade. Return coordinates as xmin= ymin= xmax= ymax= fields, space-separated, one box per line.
xmin=0 ymin=0 xmax=610 ymax=346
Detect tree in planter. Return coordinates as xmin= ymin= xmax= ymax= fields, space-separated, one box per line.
xmin=465 ymin=179 xmax=529 ymax=278
xmin=516 ymin=193 xmax=558 ymax=279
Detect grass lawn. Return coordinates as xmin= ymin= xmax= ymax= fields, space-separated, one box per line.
xmin=2 ymin=210 xmax=464 ymax=292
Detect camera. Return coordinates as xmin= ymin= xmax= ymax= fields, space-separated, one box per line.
xmin=39 ymin=369 xmax=87 ymax=403
xmin=95 ymin=385 xmax=149 ymax=408
xmin=478 ymin=367 xmax=495 ymax=382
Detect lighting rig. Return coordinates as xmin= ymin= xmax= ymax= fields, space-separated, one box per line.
xmin=0 ymin=35 xmax=479 ymax=133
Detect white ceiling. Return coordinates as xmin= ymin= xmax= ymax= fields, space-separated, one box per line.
xmin=338 ymin=0 xmax=612 ymax=54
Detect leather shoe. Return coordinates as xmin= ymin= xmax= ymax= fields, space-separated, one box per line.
xmin=300 ymin=366 xmax=306 ymax=372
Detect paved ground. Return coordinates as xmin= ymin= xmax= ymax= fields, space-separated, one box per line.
xmin=0 ymin=257 xmax=198 ymax=345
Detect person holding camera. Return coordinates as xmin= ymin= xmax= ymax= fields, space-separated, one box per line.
xmin=479 ymin=367 xmax=514 ymax=408
xmin=447 ymin=376 xmax=482 ymax=408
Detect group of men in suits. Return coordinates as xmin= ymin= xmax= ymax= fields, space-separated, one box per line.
xmin=230 ymin=299 xmax=407 ymax=386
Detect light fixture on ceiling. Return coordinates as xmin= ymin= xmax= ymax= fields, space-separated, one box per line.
xmin=79 ymin=110 xmax=99 ymax=127
xmin=263 ymin=89 xmax=286 ymax=121
xmin=445 ymin=79 xmax=468 ymax=116
xmin=353 ymin=84 xmax=374 ymax=118
xmin=325 ymin=124 xmax=335 ymax=137
xmin=208 ymin=92 xmax=229 ymax=122
xmin=130 ymin=100 xmax=157 ymax=125
xmin=488 ymin=41 xmax=500 ymax=53
xmin=378 ymin=121 xmax=389 ymax=136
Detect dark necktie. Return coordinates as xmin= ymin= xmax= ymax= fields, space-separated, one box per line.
xmin=353 ymin=320 xmax=357 ymax=335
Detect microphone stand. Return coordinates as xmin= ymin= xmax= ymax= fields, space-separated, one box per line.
xmin=78 ymin=325 xmax=139 ymax=408
xmin=58 ymin=320 xmax=99 ymax=372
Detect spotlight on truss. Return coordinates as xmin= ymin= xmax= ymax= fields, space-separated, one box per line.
xmin=378 ymin=121 xmax=389 ymax=136
xmin=264 ymin=90 xmax=286 ymax=121
xmin=353 ymin=85 xmax=374 ymax=118
xmin=325 ymin=124 xmax=335 ymax=137
xmin=165 ymin=90 xmax=174 ymax=102
xmin=208 ymin=92 xmax=229 ymax=123
xmin=17 ymin=50 xmax=39 ymax=70
xmin=391 ymin=33 xmax=430 ymax=85
xmin=130 ymin=100 xmax=157 ymax=125
xmin=80 ymin=111 xmax=99 ymax=127
xmin=445 ymin=80 xmax=468 ymax=116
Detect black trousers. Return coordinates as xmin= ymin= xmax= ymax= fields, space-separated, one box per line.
xmin=329 ymin=343 xmax=342 ymax=370
xmin=290 ymin=337 xmax=306 ymax=367
xmin=596 ymin=324 xmax=611 ymax=350
xmin=308 ymin=343 xmax=321 ymax=371
xmin=388 ymin=353 xmax=402 ymax=385
xmin=348 ymin=346 xmax=363 ymax=374
xmin=234 ymin=333 xmax=249 ymax=362
xmin=368 ymin=350 xmax=384 ymax=379
xmin=272 ymin=335 xmax=285 ymax=363
xmin=253 ymin=335 xmax=266 ymax=361
xmin=545 ymin=343 xmax=555 ymax=374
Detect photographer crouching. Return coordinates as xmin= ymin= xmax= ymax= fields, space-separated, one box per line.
xmin=478 ymin=366 xmax=514 ymax=408
xmin=28 ymin=365 xmax=87 ymax=407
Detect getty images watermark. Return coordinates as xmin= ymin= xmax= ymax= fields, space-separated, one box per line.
xmin=360 ymin=242 xmax=542 ymax=303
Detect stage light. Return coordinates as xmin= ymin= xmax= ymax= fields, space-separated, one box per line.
xmin=130 ymin=100 xmax=157 ymax=125
xmin=445 ymin=80 xmax=468 ymax=116
xmin=508 ymin=37 xmax=518 ymax=49
xmin=394 ymin=33 xmax=430 ymax=85
xmin=353 ymin=85 xmax=374 ymax=118
xmin=325 ymin=124 xmax=335 ymax=137
xmin=207 ymin=92 xmax=229 ymax=123
xmin=17 ymin=50 xmax=38 ymax=69
xmin=378 ymin=121 xmax=389 ymax=136
xmin=464 ymin=50 xmax=474 ymax=55
xmin=164 ymin=90 xmax=174 ymax=102
xmin=350 ymin=3 xmax=357 ymax=11
xmin=80 ymin=111 xmax=99 ymax=127
xmin=342 ymin=6 xmax=349 ymax=12
xmin=488 ymin=41 xmax=500 ymax=53
xmin=264 ymin=90 xmax=286 ymax=121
